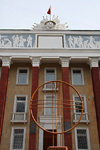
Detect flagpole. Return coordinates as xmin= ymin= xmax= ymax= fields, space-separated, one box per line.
xmin=47 ymin=6 xmax=51 ymax=20
xmin=50 ymin=5 xmax=51 ymax=21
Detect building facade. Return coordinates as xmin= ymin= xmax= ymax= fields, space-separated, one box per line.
xmin=0 ymin=17 xmax=100 ymax=150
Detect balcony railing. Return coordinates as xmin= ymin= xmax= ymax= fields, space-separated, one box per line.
xmin=11 ymin=112 xmax=27 ymax=123
xmin=73 ymin=112 xmax=90 ymax=123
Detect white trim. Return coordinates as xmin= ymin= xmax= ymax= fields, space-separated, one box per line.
xmin=11 ymin=95 xmax=27 ymax=122
xmin=10 ymin=127 xmax=26 ymax=150
xmin=71 ymin=68 xmax=84 ymax=85
xmin=75 ymin=127 xmax=91 ymax=150
xmin=73 ymin=95 xmax=89 ymax=123
xmin=16 ymin=67 xmax=29 ymax=85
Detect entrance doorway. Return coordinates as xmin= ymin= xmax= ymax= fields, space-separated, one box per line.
xmin=43 ymin=130 xmax=57 ymax=150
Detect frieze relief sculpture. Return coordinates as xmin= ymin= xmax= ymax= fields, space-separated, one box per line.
xmin=66 ymin=35 xmax=100 ymax=48
xmin=0 ymin=34 xmax=35 ymax=48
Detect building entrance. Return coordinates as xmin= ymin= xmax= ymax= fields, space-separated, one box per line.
xmin=43 ymin=130 xmax=57 ymax=150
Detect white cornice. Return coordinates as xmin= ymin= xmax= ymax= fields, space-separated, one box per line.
xmin=1 ymin=30 xmax=100 ymax=35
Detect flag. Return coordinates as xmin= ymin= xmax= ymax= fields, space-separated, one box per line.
xmin=47 ymin=7 xmax=51 ymax=15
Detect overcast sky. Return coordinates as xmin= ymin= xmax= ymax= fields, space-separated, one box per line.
xmin=0 ymin=0 xmax=100 ymax=30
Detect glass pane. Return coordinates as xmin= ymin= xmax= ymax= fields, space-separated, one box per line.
xmin=17 ymin=97 xmax=26 ymax=101
xmin=75 ymin=96 xmax=85 ymax=113
xmin=13 ymin=129 xmax=24 ymax=149
xmin=46 ymin=72 xmax=55 ymax=81
xmin=77 ymin=129 xmax=88 ymax=149
xmin=18 ymin=69 xmax=28 ymax=84
xmin=18 ymin=73 xmax=27 ymax=84
xmin=14 ymin=129 xmax=24 ymax=134
xmin=46 ymin=69 xmax=56 ymax=89
xmin=16 ymin=102 xmax=25 ymax=112
xmin=19 ymin=70 xmax=27 ymax=73
xmin=73 ymin=70 xmax=82 ymax=85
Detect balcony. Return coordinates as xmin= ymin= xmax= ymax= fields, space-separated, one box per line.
xmin=73 ymin=113 xmax=90 ymax=124
xmin=11 ymin=112 xmax=27 ymax=123
xmin=43 ymin=82 xmax=58 ymax=91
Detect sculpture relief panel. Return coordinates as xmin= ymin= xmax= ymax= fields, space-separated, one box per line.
xmin=0 ymin=34 xmax=35 ymax=48
xmin=66 ymin=35 xmax=100 ymax=49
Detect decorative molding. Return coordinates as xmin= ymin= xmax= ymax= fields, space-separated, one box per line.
xmin=60 ymin=57 xmax=70 ymax=67
xmin=89 ymin=57 xmax=99 ymax=68
xmin=2 ymin=56 xmax=11 ymax=67
xmin=30 ymin=57 xmax=41 ymax=67
xmin=33 ymin=16 xmax=68 ymax=30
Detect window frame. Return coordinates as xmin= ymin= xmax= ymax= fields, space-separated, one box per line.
xmin=16 ymin=68 xmax=29 ymax=85
xmin=10 ymin=127 xmax=26 ymax=150
xmin=11 ymin=95 xmax=27 ymax=122
xmin=75 ymin=127 xmax=91 ymax=150
xmin=44 ymin=67 xmax=57 ymax=90
xmin=73 ymin=95 xmax=89 ymax=123
xmin=14 ymin=95 xmax=28 ymax=113
xmin=71 ymin=68 xmax=84 ymax=85
xmin=73 ymin=95 xmax=87 ymax=114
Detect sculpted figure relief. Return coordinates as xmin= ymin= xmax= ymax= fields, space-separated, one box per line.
xmin=27 ymin=35 xmax=32 ymax=47
xmin=0 ymin=34 xmax=35 ymax=48
xmin=67 ymin=35 xmax=100 ymax=48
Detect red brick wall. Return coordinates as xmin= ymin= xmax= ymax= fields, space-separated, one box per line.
xmin=62 ymin=67 xmax=72 ymax=150
xmin=91 ymin=67 xmax=100 ymax=143
xmin=0 ymin=66 xmax=9 ymax=142
xmin=29 ymin=67 xmax=39 ymax=150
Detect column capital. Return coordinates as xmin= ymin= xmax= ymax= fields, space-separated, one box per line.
xmin=60 ymin=57 xmax=71 ymax=67
xmin=2 ymin=56 xmax=11 ymax=68
xmin=30 ymin=57 xmax=41 ymax=67
xmin=89 ymin=57 xmax=99 ymax=68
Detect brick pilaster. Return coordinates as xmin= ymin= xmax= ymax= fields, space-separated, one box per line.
xmin=62 ymin=67 xmax=72 ymax=150
xmin=0 ymin=66 xmax=9 ymax=142
xmin=91 ymin=67 xmax=100 ymax=143
xmin=89 ymin=57 xmax=100 ymax=144
xmin=29 ymin=57 xmax=40 ymax=150
xmin=60 ymin=57 xmax=72 ymax=150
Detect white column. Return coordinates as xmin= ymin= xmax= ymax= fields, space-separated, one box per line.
xmin=39 ymin=128 xmax=44 ymax=150
xmin=57 ymin=128 xmax=61 ymax=146
xmin=2 ymin=56 xmax=11 ymax=68
xmin=89 ymin=57 xmax=99 ymax=68
xmin=60 ymin=57 xmax=70 ymax=67
xmin=30 ymin=56 xmax=41 ymax=67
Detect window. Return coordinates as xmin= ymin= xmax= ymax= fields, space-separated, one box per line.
xmin=73 ymin=95 xmax=89 ymax=123
xmin=10 ymin=127 xmax=26 ymax=150
xmin=11 ymin=95 xmax=27 ymax=122
xmin=71 ymin=68 xmax=84 ymax=85
xmin=44 ymin=94 xmax=56 ymax=116
xmin=75 ymin=128 xmax=91 ymax=150
xmin=45 ymin=68 xmax=56 ymax=89
xmin=16 ymin=68 xmax=29 ymax=85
